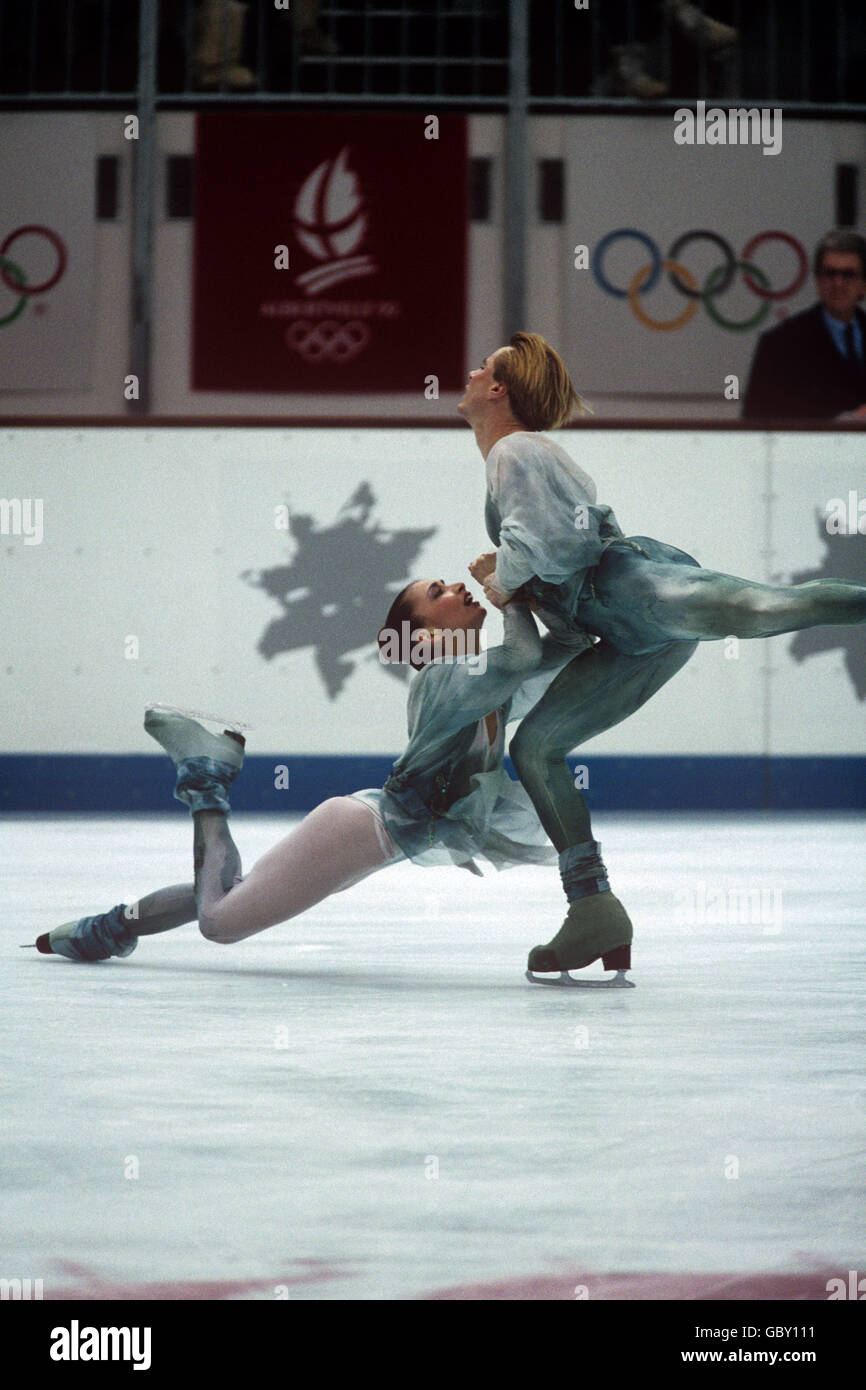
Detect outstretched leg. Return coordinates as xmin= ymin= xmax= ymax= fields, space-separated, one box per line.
xmin=195 ymin=797 xmax=401 ymax=944
xmin=580 ymin=541 xmax=866 ymax=656
xmin=37 ymin=801 xmax=399 ymax=960
xmin=646 ymin=568 xmax=866 ymax=642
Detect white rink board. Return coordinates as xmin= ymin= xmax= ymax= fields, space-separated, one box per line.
xmin=1 ymin=426 xmax=863 ymax=756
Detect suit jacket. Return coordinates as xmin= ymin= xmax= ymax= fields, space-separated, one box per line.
xmin=742 ymin=302 xmax=866 ymax=420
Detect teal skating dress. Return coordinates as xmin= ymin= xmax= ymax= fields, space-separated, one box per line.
xmin=352 ymin=605 xmax=584 ymax=873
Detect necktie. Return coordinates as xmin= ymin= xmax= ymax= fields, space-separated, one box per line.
xmin=844 ymin=322 xmax=859 ymax=364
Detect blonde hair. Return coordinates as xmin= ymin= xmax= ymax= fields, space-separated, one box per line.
xmin=492 ymin=331 xmax=591 ymax=430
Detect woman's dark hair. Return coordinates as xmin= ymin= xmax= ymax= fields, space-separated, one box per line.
xmin=378 ymin=582 xmax=428 ymax=671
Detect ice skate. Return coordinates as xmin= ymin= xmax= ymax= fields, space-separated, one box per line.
xmin=144 ymin=704 xmax=247 ymax=767
xmin=31 ymin=904 xmax=138 ymax=963
xmin=526 ymin=892 xmax=635 ymax=989
xmin=144 ymin=704 xmax=247 ymax=814
xmin=144 ymin=702 xmax=250 ymax=737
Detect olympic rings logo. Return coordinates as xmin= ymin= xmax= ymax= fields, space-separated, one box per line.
xmin=591 ymin=228 xmax=809 ymax=332
xmin=285 ymin=319 xmax=370 ymax=363
xmin=0 ymin=225 xmax=68 ymax=327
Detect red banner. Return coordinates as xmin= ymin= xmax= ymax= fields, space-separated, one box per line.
xmin=192 ymin=112 xmax=467 ymax=394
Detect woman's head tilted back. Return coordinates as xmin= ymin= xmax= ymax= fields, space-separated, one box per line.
xmin=492 ymin=331 xmax=590 ymax=430
xmin=378 ymin=578 xmax=486 ymax=671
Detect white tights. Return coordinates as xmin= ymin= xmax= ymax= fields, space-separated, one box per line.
xmin=131 ymin=797 xmax=402 ymax=946
xmin=196 ymin=796 xmax=403 ymax=943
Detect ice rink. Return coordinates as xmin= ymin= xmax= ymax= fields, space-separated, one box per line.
xmin=2 ymin=811 xmax=864 ymax=1301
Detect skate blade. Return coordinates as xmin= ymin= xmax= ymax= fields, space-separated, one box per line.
xmin=145 ymin=701 xmax=252 ymax=733
xmin=525 ymin=968 xmax=635 ymax=989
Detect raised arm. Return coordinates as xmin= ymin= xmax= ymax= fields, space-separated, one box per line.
xmin=406 ymin=600 xmax=543 ymax=745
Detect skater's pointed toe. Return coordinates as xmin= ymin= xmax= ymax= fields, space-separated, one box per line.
xmin=39 ymin=907 xmax=138 ymax=962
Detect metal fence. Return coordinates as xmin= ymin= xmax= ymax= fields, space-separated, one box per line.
xmin=1 ymin=0 xmax=864 ymax=110
xmin=4 ymin=0 xmax=863 ymax=413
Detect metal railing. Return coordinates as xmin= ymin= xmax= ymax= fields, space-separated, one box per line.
xmin=535 ymin=0 xmax=865 ymax=112
xmin=4 ymin=0 xmax=863 ymax=415
xmin=1 ymin=0 xmax=864 ymax=110
xmin=0 ymin=1 xmax=509 ymax=105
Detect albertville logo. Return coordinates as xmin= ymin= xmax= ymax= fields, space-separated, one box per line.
xmin=259 ymin=144 xmax=399 ymax=365
xmin=292 ymin=146 xmax=376 ymax=296
xmin=50 ymin=1321 xmax=152 ymax=1370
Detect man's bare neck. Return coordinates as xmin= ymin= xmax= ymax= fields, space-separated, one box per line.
xmin=473 ymin=418 xmax=530 ymax=461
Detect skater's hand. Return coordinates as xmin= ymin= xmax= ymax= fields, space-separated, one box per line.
xmin=483 ymin=580 xmax=515 ymax=610
xmin=510 ymin=583 xmax=538 ymax=610
xmin=469 ymin=552 xmax=497 ymax=583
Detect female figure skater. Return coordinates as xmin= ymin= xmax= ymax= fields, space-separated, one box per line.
xmin=32 ymin=575 xmax=630 ymax=984
xmin=459 ymin=331 xmax=866 ymax=984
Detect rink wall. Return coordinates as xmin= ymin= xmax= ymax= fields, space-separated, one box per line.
xmin=2 ymin=424 xmax=865 ymax=812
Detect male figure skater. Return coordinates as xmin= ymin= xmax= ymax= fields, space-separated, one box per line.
xmin=458 ymin=332 xmax=866 ymax=981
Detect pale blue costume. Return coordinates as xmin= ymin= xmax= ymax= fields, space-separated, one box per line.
xmin=483 ymin=431 xmax=866 ymax=865
xmin=355 ymin=603 xmax=583 ymax=873
xmin=37 ymin=604 xmax=585 ymax=963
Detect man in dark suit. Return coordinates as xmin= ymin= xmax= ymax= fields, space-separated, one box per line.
xmin=742 ymin=229 xmax=866 ymax=421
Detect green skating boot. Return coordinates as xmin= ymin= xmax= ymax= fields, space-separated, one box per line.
xmin=526 ymin=891 xmax=635 ymax=989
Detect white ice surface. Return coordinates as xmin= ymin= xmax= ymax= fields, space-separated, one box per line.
xmin=2 ymin=813 xmax=864 ymax=1301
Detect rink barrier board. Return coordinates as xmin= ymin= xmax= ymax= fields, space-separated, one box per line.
xmin=4 ymin=425 xmax=863 ymax=763
xmin=1 ymin=755 xmax=863 ymax=813
xmin=3 ymin=417 xmax=866 ymax=430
